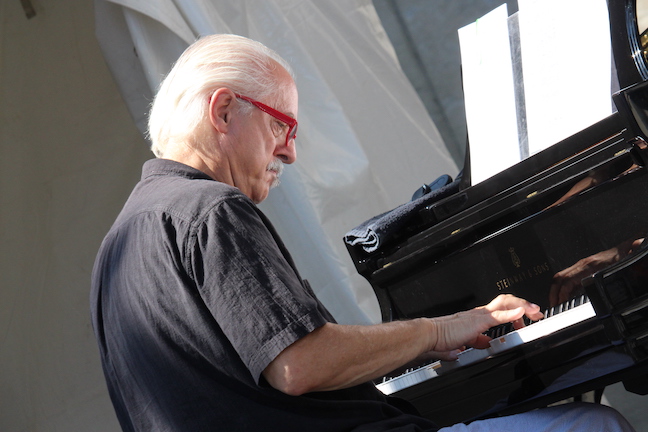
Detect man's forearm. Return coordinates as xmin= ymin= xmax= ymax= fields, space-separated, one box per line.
xmin=263 ymin=294 xmax=542 ymax=396
xmin=263 ymin=319 xmax=436 ymax=395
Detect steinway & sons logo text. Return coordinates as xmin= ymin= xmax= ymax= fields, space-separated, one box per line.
xmin=495 ymin=247 xmax=550 ymax=290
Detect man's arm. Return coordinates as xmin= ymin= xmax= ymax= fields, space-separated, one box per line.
xmin=263 ymin=294 xmax=542 ymax=396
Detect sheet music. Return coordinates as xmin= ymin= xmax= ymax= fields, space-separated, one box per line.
xmin=518 ymin=0 xmax=612 ymax=155
xmin=460 ymin=0 xmax=613 ymax=183
xmin=458 ymin=4 xmax=521 ymax=184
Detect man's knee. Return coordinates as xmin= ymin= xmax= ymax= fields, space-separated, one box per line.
xmin=566 ymin=402 xmax=635 ymax=432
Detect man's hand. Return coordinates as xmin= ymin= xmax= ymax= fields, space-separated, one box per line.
xmin=428 ymin=294 xmax=543 ymax=355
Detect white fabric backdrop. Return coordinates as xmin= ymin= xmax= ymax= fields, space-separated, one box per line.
xmin=95 ymin=0 xmax=458 ymax=324
xmin=3 ymin=2 xmax=645 ymax=431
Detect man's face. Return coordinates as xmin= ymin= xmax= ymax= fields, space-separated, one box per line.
xmin=225 ymin=67 xmax=298 ymax=204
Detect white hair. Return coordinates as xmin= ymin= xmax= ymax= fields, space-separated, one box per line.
xmin=147 ymin=34 xmax=294 ymax=157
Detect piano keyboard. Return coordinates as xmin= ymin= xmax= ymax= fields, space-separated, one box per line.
xmin=375 ymin=295 xmax=596 ymax=395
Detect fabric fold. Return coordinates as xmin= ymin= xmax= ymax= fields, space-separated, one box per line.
xmin=344 ymin=175 xmax=461 ymax=254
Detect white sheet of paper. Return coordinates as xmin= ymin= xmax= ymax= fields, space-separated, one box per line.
xmin=459 ymin=4 xmax=521 ymax=184
xmin=518 ymin=0 xmax=612 ymax=155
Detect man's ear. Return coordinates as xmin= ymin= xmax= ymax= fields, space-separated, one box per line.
xmin=208 ymin=88 xmax=236 ymax=133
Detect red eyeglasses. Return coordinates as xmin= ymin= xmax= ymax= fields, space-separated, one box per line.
xmin=235 ymin=94 xmax=298 ymax=146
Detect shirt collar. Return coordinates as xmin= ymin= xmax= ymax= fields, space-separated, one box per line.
xmin=141 ymin=158 xmax=214 ymax=181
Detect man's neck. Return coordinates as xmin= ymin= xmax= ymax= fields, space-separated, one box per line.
xmin=164 ymin=145 xmax=228 ymax=185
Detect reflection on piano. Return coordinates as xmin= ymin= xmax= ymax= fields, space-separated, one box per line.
xmin=345 ymin=0 xmax=648 ymax=427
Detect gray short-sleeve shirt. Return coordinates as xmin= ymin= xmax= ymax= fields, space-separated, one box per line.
xmin=90 ymin=159 xmax=437 ymax=432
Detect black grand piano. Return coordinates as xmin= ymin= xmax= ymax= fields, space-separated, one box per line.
xmin=345 ymin=0 xmax=648 ymax=427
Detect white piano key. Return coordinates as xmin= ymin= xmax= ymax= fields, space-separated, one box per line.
xmin=375 ymin=362 xmax=440 ymax=395
xmin=436 ymin=346 xmax=491 ymax=374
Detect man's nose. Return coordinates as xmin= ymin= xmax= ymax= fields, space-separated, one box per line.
xmin=275 ymin=139 xmax=297 ymax=164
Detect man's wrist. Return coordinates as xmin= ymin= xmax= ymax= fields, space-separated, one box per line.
xmin=414 ymin=317 xmax=438 ymax=354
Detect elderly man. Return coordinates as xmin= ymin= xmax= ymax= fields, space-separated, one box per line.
xmin=91 ymin=34 xmax=635 ymax=432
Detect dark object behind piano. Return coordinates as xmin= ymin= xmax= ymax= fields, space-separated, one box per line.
xmin=344 ymin=0 xmax=648 ymax=426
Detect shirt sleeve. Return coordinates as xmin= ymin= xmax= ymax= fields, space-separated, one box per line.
xmin=188 ymin=194 xmax=330 ymax=383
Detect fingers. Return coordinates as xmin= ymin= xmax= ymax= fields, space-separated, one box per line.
xmin=485 ymin=294 xmax=543 ymax=322
xmin=511 ymin=316 xmax=526 ymax=331
xmin=490 ymin=306 xmax=525 ymax=327
xmin=467 ymin=333 xmax=493 ymax=350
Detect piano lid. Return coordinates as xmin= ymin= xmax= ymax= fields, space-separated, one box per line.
xmin=345 ymin=0 xmax=648 ymax=274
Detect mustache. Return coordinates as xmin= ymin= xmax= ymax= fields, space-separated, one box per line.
xmin=267 ymin=158 xmax=284 ymax=188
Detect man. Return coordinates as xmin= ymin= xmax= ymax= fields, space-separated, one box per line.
xmin=91 ymin=34 xmax=635 ymax=431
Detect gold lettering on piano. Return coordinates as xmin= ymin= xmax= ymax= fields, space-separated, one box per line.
xmin=496 ymin=262 xmax=550 ymax=291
